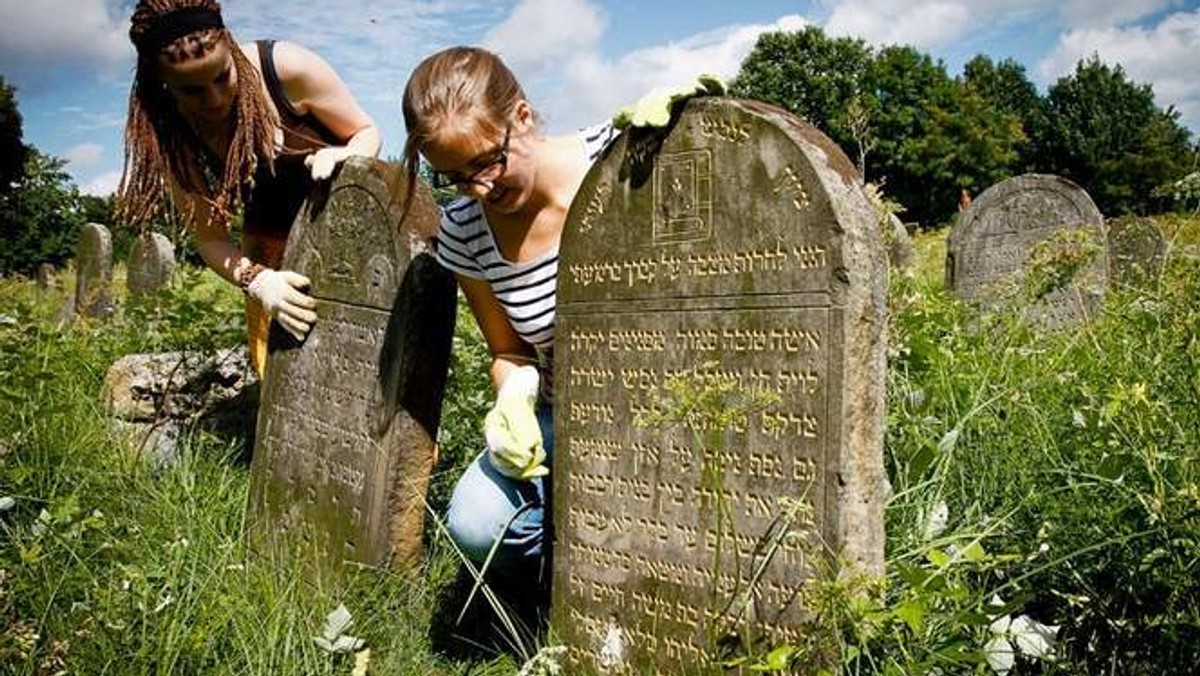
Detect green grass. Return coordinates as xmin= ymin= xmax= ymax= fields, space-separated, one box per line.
xmin=2 ymin=217 xmax=1198 ymax=674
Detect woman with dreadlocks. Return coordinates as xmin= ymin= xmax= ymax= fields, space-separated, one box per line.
xmin=118 ymin=0 xmax=380 ymax=375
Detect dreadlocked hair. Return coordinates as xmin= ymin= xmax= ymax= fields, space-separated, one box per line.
xmin=117 ymin=0 xmax=278 ymax=231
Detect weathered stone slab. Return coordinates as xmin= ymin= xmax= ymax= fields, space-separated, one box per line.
xmin=887 ymin=213 xmax=914 ymax=274
xmin=946 ymin=174 xmax=1107 ymax=328
xmin=1107 ymin=215 xmax=1166 ymax=290
xmin=247 ymin=157 xmax=454 ymax=569
xmin=36 ymin=263 xmax=56 ymax=290
xmin=75 ymin=222 xmax=113 ymax=317
xmin=127 ymin=232 xmax=176 ymax=296
xmin=552 ymin=98 xmax=888 ymax=673
xmin=103 ymin=347 xmax=259 ymax=466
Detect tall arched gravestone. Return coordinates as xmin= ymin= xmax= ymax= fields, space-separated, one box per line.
xmin=946 ymin=174 xmax=1107 ymax=328
xmin=552 ymin=99 xmax=888 ymax=673
xmin=247 ymin=157 xmax=455 ymax=568
xmin=75 ymin=222 xmax=114 ymax=318
xmin=127 ymin=232 xmax=176 ymax=296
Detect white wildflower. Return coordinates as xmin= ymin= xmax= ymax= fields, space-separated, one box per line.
xmin=313 ymin=603 xmax=365 ymax=654
xmin=0 ymin=496 xmax=14 ymax=512
xmin=351 ymin=648 xmax=371 ymax=676
xmin=985 ymin=607 xmax=1059 ymax=674
xmin=920 ymin=500 xmax=949 ymax=541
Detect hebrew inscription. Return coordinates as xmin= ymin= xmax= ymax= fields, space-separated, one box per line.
xmin=553 ymin=98 xmax=888 ymax=674
xmin=947 ymin=174 xmax=1107 ymax=328
xmin=247 ymin=158 xmax=454 ymax=569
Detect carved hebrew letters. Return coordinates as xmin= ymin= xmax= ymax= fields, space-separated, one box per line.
xmin=553 ymin=100 xmax=887 ymax=673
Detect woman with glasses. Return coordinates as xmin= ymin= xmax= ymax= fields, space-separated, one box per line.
xmin=401 ymin=46 xmax=616 ymax=600
xmin=117 ymin=0 xmax=381 ymax=376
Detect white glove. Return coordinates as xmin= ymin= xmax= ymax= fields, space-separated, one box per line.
xmin=246 ymin=268 xmax=318 ymax=340
xmin=304 ymin=147 xmax=354 ymax=181
xmin=612 ymin=74 xmax=726 ymax=129
xmin=483 ymin=365 xmax=548 ymax=480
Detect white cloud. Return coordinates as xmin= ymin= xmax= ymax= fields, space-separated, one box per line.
xmin=82 ymin=170 xmax=121 ymax=197
xmin=1037 ymin=10 xmax=1200 ymax=135
xmin=0 ymin=0 xmax=129 ymax=89
xmin=820 ymin=0 xmax=1047 ymax=48
xmin=499 ymin=3 xmax=807 ymax=133
xmin=1059 ymin=0 xmax=1184 ymax=29
xmin=483 ymin=0 xmax=607 ymax=77
xmin=817 ymin=0 xmax=1180 ymax=49
xmin=65 ymin=142 xmax=104 ymax=169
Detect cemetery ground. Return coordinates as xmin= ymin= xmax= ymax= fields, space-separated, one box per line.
xmin=1 ymin=214 xmax=1198 ymax=675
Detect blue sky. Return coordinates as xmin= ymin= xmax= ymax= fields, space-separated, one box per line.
xmin=3 ymin=0 xmax=1198 ymax=197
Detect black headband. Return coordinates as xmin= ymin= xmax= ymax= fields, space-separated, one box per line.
xmin=132 ymin=7 xmax=225 ymax=57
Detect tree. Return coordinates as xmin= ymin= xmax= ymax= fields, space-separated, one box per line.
xmin=729 ymin=27 xmax=873 ymax=166
xmin=962 ymin=55 xmax=1046 ymax=172
xmin=0 ymin=76 xmax=30 ymax=195
xmin=0 ymin=149 xmax=85 ymax=276
xmin=1040 ymin=57 xmax=1195 ymax=215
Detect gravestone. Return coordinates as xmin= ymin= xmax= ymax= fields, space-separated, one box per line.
xmin=75 ymin=222 xmax=114 ymax=317
xmin=887 ymin=213 xmax=914 ymax=274
xmin=246 ymin=157 xmax=455 ymax=568
xmin=553 ymin=98 xmax=888 ymax=673
xmin=946 ymin=174 xmax=1107 ymax=328
xmin=127 ymin=232 xmax=176 ymax=296
xmin=1107 ymin=215 xmax=1166 ymax=290
xmin=36 ymin=263 xmax=56 ymax=290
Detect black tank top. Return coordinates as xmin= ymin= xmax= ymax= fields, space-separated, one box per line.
xmin=242 ymin=40 xmax=342 ymax=249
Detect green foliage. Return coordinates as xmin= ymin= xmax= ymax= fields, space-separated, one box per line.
xmin=728 ymin=27 xmax=873 ymax=159
xmin=3 ymin=213 xmax=1199 ymax=674
xmin=732 ymin=32 xmax=1197 ymax=226
xmin=875 ymin=225 xmax=1200 ymax=674
xmin=0 ymin=149 xmax=86 ymax=276
xmin=0 ymin=76 xmax=29 ymax=195
xmin=962 ymin=55 xmax=1047 ymax=173
xmin=1040 ymin=57 xmax=1196 ymax=216
xmin=731 ymin=31 xmax=1028 ymax=226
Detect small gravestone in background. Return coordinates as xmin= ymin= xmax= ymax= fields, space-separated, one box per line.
xmin=127 ymin=232 xmax=176 ymax=296
xmin=75 ymin=222 xmax=114 ymax=317
xmin=1107 ymin=215 xmax=1166 ymax=290
xmin=946 ymin=174 xmax=1107 ymax=329
xmin=247 ymin=158 xmax=455 ymax=569
xmin=887 ymin=213 xmax=915 ymax=273
xmin=553 ymin=98 xmax=888 ymax=673
xmin=36 ymin=263 xmax=56 ymax=290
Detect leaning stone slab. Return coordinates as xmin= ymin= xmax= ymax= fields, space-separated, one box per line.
xmin=102 ymin=347 xmax=259 ymax=466
xmin=246 ymin=157 xmax=455 ymax=569
xmin=946 ymin=174 xmax=1107 ymax=328
xmin=75 ymin=222 xmax=114 ymax=317
xmin=127 ymin=232 xmax=176 ymax=296
xmin=552 ymin=98 xmax=888 ymax=673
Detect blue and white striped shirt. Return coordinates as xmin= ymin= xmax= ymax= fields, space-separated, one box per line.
xmin=434 ymin=122 xmax=618 ymax=349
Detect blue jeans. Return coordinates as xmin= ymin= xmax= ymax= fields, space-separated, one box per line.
xmin=445 ymin=405 xmax=553 ymax=572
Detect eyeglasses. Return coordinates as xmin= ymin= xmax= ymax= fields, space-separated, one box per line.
xmin=430 ymin=126 xmax=510 ymax=190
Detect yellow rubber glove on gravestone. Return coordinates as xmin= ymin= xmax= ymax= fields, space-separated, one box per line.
xmin=483 ymin=365 xmax=549 ymax=480
xmin=612 ymin=74 xmax=726 ymax=129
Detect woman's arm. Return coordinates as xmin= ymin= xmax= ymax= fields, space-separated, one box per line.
xmin=271 ymin=41 xmax=381 ymax=171
xmin=457 ymin=275 xmax=537 ymax=391
xmin=169 ymin=181 xmax=256 ymax=284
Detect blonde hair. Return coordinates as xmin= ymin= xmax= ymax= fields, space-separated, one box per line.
xmin=117 ymin=0 xmax=278 ymax=231
xmin=399 ymin=46 xmax=527 ymax=216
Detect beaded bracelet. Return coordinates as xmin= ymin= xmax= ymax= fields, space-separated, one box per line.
xmin=237 ymin=263 xmax=267 ymax=290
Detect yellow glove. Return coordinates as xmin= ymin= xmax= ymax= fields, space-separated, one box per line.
xmin=612 ymin=74 xmax=726 ymax=129
xmin=483 ymin=365 xmax=548 ymax=480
